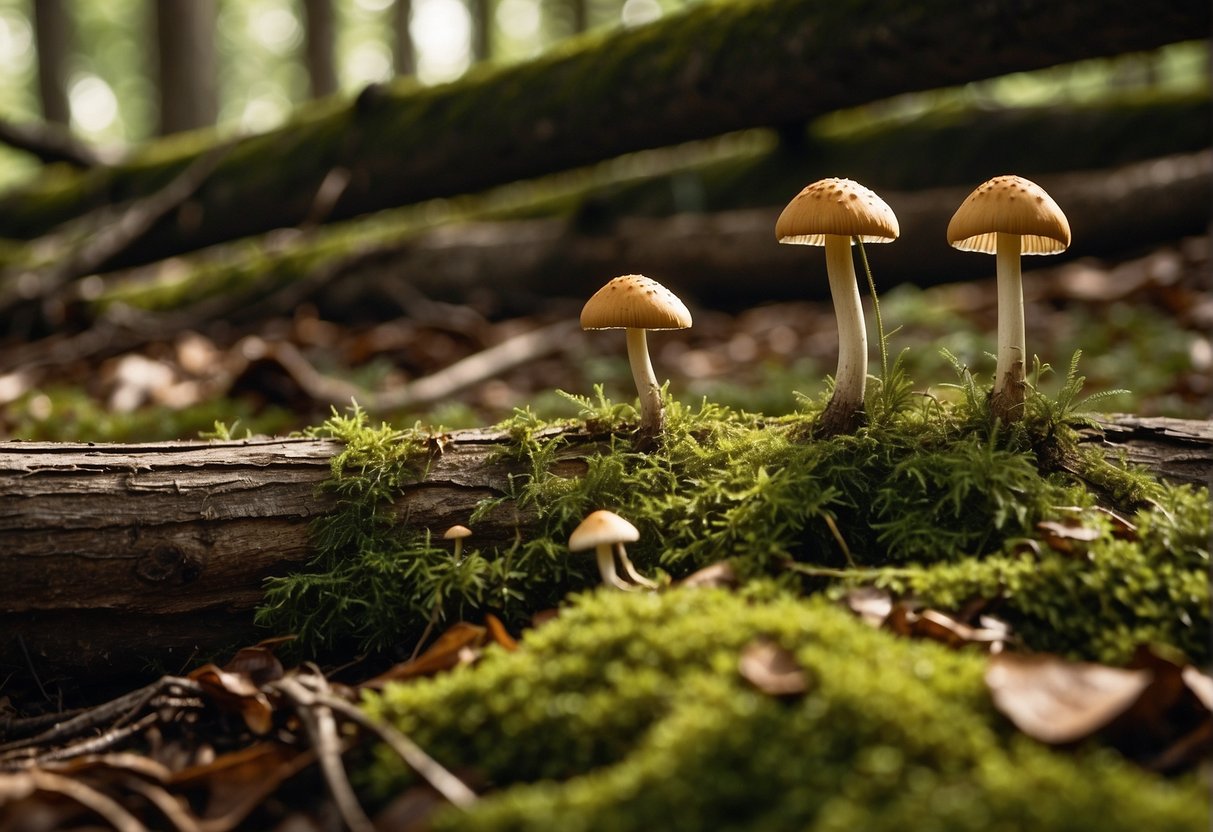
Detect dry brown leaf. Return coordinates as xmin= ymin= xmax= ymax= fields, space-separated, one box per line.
xmin=843 ymin=587 xmax=893 ymax=628
xmin=679 ymin=561 xmax=739 ymax=589
xmin=188 ymin=664 xmax=276 ymax=736
xmin=1036 ymin=520 xmax=1102 ymax=555
xmin=484 ymin=614 xmax=518 ymax=652
xmin=738 ymin=639 xmax=811 ymax=698
xmin=362 ymin=622 xmax=488 ymax=688
xmin=224 ymin=646 xmax=285 ymax=687
xmin=985 ymin=652 xmax=1152 ymax=744
xmin=172 ymin=742 xmax=314 ymax=831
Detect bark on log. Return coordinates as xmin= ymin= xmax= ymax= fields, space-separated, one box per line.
xmin=0 ymin=0 xmax=1203 ymax=263
xmin=0 ymin=415 xmax=1208 ymax=684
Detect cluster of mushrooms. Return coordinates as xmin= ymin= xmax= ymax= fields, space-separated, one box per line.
xmin=442 ymin=174 xmax=1072 ymax=592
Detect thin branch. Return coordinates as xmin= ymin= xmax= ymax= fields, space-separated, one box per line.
xmin=0 ymin=116 xmax=114 ymax=168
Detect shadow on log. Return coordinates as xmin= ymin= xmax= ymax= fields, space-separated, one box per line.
xmin=0 ymin=414 xmax=1209 ymax=688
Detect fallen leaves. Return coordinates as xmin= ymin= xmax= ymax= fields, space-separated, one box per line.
xmin=842 ymin=588 xmax=1012 ymax=653
xmin=0 ymin=622 xmax=501 ymax=832
xmin=738 ymin=638 xmax=812 ymax=698
xmin=986 ymin=648 xmax=1212 ymax=773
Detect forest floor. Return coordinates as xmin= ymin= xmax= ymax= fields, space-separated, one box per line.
xmin=0 ymin=235 xmax=1208 ymax=442
xmin=0 ymin=235 xmax=1208 ymax=831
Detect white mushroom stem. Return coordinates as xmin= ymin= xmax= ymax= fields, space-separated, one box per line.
xmin=994 ymin=232 xmax=1026 ymax=397
xmin=823 ymin=235 xmax=868 ymax=414
xmin=452 ymin=540 xmax=463 ymax=559
xmin=625 ymin=327 xmax=663 ymax=433
xmin=594 ymin=544 xmax=635 ymax=591
xmin=615 ymin=542 xmax=657 ymax=588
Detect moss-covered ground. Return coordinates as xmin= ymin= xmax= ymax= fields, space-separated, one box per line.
xmin=245 ymin=342 xmax=1209 ymax=827
xmin=363 ymin=589 xmax=1207 ymax=831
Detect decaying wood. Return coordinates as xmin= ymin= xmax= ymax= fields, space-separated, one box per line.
xmin=0 ymin=415 xmax=1208 ymax=684
xmin=0 ymin=0 xmax=1202 ymax=261
xmin=322 ymin=151 xmax=1211 ymax=309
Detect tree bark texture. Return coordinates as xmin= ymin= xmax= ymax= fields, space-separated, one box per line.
xmin=0 ymin=415 xmax=1208 ymax=682
xmin=153 ymin=0 xmax=219 ymax=135
xmin=0 ymin=0 xmax=1203 ymax=259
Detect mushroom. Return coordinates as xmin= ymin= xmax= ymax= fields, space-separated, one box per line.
xmin=776 ymin=178 xmax=899 ymax=435
xmin=947 ymin=175 xmax=1070 ymax=423
xmin=568 ymin=509 xmax=657 ymax=590
xmin=580 ymin=275 xmax=692 ymax=434
xmin=443 ymin=524 xmax=472 ymax=559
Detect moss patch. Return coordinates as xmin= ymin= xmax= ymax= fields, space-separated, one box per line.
xmin=363 ymin=589 xmax=1208 ymax=831
xmin=257 ymin=356 xmax=1208 ymax=666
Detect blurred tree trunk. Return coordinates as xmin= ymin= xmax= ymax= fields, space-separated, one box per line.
xmin=393 ymin=0 xmax=416 ymax=76
xmin=571 ymin=0 xmax=588 ymax=33
xmin=33 ymin=0 xmax=72 ymax=125
xmin=153 ymin=0 xmax=218 ymax=135
xmin=302 ymin=0 xmax=339 ymax=98
xmin=469 ymin=0 xmax=491 ymax=62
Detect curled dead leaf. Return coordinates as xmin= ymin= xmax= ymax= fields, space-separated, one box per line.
xmin=680 ymin=561 xmax=739 ymax=589
xmin=1036 ymin=520 xmax=1102 ymax=555
xmin=485 ymin=614 xmax=518 ymax=652
xmin=188 ymin=664 xmax=276 ymax=736
xmin=985 ymin=653 xmax=1152 ymax=744
xmin=738 ymin=638 xmax=812 ymax=698
xmin=362 ymin=622 xmax=488 ymax=689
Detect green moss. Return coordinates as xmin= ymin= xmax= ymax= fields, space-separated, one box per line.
xmin=255 ymin=354 xmax=1208 ymax=666
xmin=362 ymin=590 xmax=1208 ymax=831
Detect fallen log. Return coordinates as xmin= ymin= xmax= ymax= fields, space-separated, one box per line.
xmin=0 ymin=0 xmax=1203 ymax=262
xmin=1 ymin=414 xmax=1208 ymax=685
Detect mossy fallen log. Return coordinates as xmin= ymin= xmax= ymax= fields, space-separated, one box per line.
xmin=0 ymin=0 xmax=1204 ymax=265
xmin=0 ymin=413 xmax=1207 ymax=684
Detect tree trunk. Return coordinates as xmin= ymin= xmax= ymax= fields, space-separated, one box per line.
xmin=32 ymin=0 xmax=72 ymax=126
xmin=392 ymin=0 xmax=416 ymax=77
xmin=0 ymin=0 xmax=1202 ymax=257
xmin=469 ymin=0 xmax=491 ymax=62
xmin=0 ymin=415 xmax=1208 ymax=682
xmin=153 ymin=0 xmax=219 ymax=135
xmin=302 ymin=0 xmax=339 ymax=98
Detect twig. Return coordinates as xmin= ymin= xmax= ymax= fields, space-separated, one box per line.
xmin=33 ymin=711 xmax=159 ymax=765
xmin=259 ymin=318 xmax=580 ymax=413
xmin=313 ymin=690 xmax=478 ymax=808
xmin=0 ymin=140 xmax=234 ymax=320
xmin=275 ymin=674 xmax=375 ymax=832
xmin=0 ymin=116 xmax=114 ymax=167
xmin=24 ymin=768 xmax=149 ymax=832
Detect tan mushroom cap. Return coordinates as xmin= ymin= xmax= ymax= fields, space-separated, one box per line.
xmin=443 ymin=524 xmax=472 ymax=540
xmin=580 ymin=274 xmax=692 ymax=331
xmin=775 ymin=178 xmax=900 ymax=246
xmin=568 ymin=510 xmax=639 ymax=551
xmin=947 ymin=175 xmax=1071 ymax=254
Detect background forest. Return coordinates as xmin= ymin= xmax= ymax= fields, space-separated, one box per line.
xmin=0 ymin=0 xmax=1208 ymax=441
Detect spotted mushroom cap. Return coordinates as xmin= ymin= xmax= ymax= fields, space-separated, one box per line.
xmin=580 ymin=274 xmax=692 ymax=331
xmin=568 ymin=509 xmax=640 ymax=551
xmin=947 ymin=175 xmax=1071 ymax=255
xmin=775 ymin=178 xmax=899 ymax=246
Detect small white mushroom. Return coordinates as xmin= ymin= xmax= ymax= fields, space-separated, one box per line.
xmin=568 ymin=509 xmax=656 ymax=590
xmin=580 ymin=275 xmax=692 ymax=434
xmin=947 ymin=175 xmax=1071 ymax=424
xmin=776 ymin=178 xmax=899 ymax=436
xmin=443 ymin=524 xmax=473 ymax=559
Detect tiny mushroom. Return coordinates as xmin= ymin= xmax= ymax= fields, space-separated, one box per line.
xmin=947 ymin=175 xmax=1070 ymax=423
xmin=776 ymin=178 xmax=899 ymax=435
xmin=581 ymin=274 xmax=692 ymax=434
xmin=443 ymin=524 xmax=473 ymax=559
xmin=568 ymin=509 xmax=657 ymax=591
